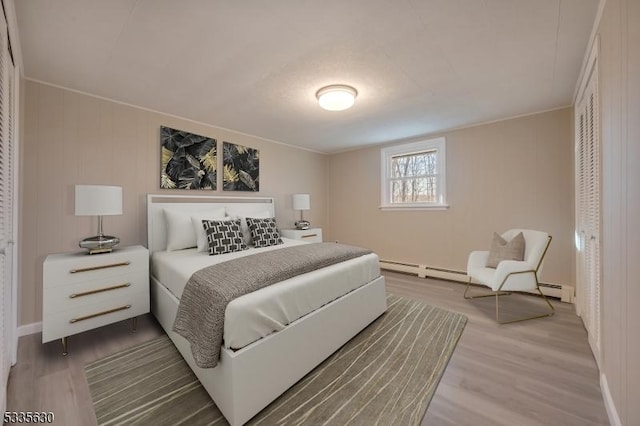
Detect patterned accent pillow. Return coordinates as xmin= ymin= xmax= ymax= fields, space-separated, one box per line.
xmin=203 ymin=219 xmax=247 ymax=255
xmin=245 ymin=217 xmax=283 ymax=248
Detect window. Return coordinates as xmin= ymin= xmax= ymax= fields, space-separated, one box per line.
xmin=380 ymin=138 xmax=448 ymax=210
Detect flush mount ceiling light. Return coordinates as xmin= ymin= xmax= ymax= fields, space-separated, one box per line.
xmin=316 ymin=85 xmax=358 ymax=111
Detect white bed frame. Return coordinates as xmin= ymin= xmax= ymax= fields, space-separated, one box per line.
xmin=147 ymin=194 xmax=387 ymax=426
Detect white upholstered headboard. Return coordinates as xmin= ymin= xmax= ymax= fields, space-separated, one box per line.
xmin=146 ymin=194 xmax=275 ymax=254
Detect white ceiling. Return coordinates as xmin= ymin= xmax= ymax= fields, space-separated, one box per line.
xmin=15 ymin=0 xmax=599 ymax=153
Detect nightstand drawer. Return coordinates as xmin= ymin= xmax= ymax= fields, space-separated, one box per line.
xmin=43 ymin=251 xmax=146 ymax=287
xmin=281 ymin=228 xmax=323 ymax=243
xmin=297 ymin=231 xmax=322 ymax=243
xmin=42 ymin=291 xmax=149 ymax=343
xmin=43 ymin=269 xmax=148 ymax=315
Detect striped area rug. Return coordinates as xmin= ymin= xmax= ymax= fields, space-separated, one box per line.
xmin=85 ymin=294 xmax=467 ymax=425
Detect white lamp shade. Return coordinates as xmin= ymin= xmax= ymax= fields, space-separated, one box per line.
xmin=75 ymin=185 xmax=123 ymax=216
xmin=292 ymin=193 xmax=310 ymax=211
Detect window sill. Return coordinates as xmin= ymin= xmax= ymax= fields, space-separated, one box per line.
xmin=379 ymin=204 xmax=450 ymax=211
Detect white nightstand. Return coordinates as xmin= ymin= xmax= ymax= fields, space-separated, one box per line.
xmin=42 ymin=245 xmax=150 ymax=355
xmin=280 ymin=228 xmax=323 ymax=243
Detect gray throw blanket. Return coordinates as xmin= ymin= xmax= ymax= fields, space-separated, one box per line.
xmin=172 ymin=242 xmax=373 ymax=368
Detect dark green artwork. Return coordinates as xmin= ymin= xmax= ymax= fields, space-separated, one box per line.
xmin=223 ymin=142 xmax=259 ymax=191
xmin=160 ymin=126 xmax=217 ymax=190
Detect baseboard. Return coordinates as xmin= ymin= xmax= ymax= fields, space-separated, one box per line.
xmin=380 ymin=260 xmax=574 ymax=303
xmin=18 ymin=321 xmax=42 ymax=337
xmin=600 ymin=374 xmax=622 ymax=426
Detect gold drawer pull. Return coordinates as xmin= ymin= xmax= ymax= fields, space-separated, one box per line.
xmin=70 ymin=305 xmax=131 ymax=323
xmin=69 ymin=283 xmax=131 ymax=298
xmin=301 ymin=234 xmax=318 ymax=238
xmin=70 ymin=261 xmax=130 ymax=274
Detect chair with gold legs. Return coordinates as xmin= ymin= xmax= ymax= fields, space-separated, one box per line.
xmin=465 ymin=229 xmax=555 ymax=324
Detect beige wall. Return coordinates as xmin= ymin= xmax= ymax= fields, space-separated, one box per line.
xmin=326 ymin=108 xmax=575 ymax=287
xmin=597 ymin=0 xmax=640 ymax=423
xmin=19 ymin=80 xmax=327 ymax=326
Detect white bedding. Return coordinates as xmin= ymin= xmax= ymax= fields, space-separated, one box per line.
xmin=151 ymin=238 xmax=380 ymax=350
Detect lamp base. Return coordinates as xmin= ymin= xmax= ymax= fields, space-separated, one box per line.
xmin=295 ymin=220 xmax=310 ymax=230
xmin=79 ymin=235 xmax=120 ymax=255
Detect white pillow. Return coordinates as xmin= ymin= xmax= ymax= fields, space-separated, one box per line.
xmin=164 ymin=208 xmax=225 ymax=251
xmin=191 ymin=210 xmax=228 ymax=252
xmin=227 ymin=209 xmax=272 ymax=245
xmin=164 ymin=209 xmax=197 ymax=251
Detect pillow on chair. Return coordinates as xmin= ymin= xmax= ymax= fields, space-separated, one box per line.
xmin=487 ymin=232 xmax=525 ymax=268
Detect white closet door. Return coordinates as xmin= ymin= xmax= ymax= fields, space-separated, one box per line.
xmin=575 ymin=45 xmax=601 ymax=365
xmin=0 ymin=10 xmax=15 ymax=415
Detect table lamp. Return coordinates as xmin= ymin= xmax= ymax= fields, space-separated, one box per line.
xmin=75 ymin=185 xmax=123 ymax=254
xmin=292 ymin=193 xmax=311 ymax=230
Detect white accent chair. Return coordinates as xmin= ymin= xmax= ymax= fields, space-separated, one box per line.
xmin=465 ymin=229 xmax=554 ymax=324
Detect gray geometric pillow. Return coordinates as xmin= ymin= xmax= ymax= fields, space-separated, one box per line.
xmin=487 ymin=232 xmax=526 ymax=268
xmin=203 ymin=219 xmax=247 ymax=255
xmin=245 ymin=217 xmax=283 ymax=248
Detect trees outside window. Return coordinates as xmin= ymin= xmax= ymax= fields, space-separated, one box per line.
xmin=380 ymin=138 xmax=447 ymax=210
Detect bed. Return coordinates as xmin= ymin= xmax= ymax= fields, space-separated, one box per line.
xmin=147 ymin=194 xmax=387 ymax=425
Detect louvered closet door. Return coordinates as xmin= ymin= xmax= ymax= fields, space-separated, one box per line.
xmin=0 ymin=11 xmax=14 ymax=415
xmin=575 ymin=61 xmax=601 ymax=364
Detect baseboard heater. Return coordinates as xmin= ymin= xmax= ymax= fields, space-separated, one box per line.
xmin=380 ymin=260 xmax=574 ymax=303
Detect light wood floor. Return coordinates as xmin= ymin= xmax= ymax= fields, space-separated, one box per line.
xmin=6 ymin=272 xmax=609 ymax=426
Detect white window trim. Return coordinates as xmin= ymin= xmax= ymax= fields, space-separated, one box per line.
xmin=380 ymin=137 xmax=449 ymax=211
